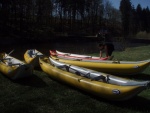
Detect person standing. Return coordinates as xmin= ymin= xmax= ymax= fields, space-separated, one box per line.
xmin=97 ymin=29 xmax=114 ymax=60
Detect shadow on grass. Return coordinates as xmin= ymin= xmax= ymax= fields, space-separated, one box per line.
xmin=51 ymin=75 xmax=150 ymax=112
xmin=1 ymin=101 xmax=37 ymax=113
xmin=107 ymin=96 xmax=150 ymax=112
xmin=81 ymin=91 xmax=150 ymax=113
xmin=13 ymin=74 xmax=48 ymax=88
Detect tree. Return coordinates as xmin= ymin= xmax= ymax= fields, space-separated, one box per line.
xmin=0 ymin=0 xmax=123 ymax=37
xmin=0 ymin=0 xmax=11 ymax=35
xmin=130 ymin=5 xmax=137 ymax=34
xmin=136 ymin=4 xmax=142 ymax=32
xmin=145 ymin=7 xmax=150 ymax=32
xmin=103 ymin=0 xmax=121 ymax=36
xmin=120 ymin=0 xmax=132 ymax=38
xmin=141 ymin=7 xmax=150 ymax=32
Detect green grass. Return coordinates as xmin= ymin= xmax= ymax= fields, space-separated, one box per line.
xmin=113 ymin=45 xmax=150 ymax=61
xmin=0 ymin=45 xmax=150 ymax=113
xmin=135 ymin=31 xmax=150 ymax=39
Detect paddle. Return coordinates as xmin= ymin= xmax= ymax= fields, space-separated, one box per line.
xmin=6 ymin=49 xmax=14 ymax=59
xmin=0 ymin=49 xmax=14 ymax=61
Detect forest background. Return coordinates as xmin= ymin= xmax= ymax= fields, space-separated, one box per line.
xmin=0 ymin=0 xmax=150 ymax=41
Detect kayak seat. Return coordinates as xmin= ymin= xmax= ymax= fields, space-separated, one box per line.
xmin=91 ymin=75 xmax=105 ymax=81
xmin=65 ymin=65 xmax=71 ymax=72
xmin=75 ymin=71 xmax=81 ymax=76
xmin=74 ymin=59 xmax=82 ymax=61
xmin=2 ymin=58 xmax=12 ymax=60
xmin=84 ymin=56 xmax=92 ymax=59
xmin=28 ymin=50 xmax=36 ymax=57
xmin=105 ymin=75 xmax=110 ymax=83
xmin=64 ymin=53 xmax=70 ymax=56
xmin=8 ymin=63 xmax=21 ymax=66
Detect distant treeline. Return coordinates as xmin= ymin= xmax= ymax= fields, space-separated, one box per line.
xmin=120 ymin=0 xmax=150 ymax=38
xmin=0 ymin=0 xmax=150 ymax=39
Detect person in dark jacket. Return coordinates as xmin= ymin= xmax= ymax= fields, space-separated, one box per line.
xmin=97 ymin=28 xmax=114 ymax=60
xmin=99 ymin=43 xmax=114 ymax=60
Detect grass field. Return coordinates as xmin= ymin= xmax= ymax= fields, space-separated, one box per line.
xmin=0 ymin=44 xmax=150 ymax=113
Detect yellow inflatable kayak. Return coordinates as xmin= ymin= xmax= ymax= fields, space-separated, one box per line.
xmin=0 ymin=52 xmax=33 ymax=80
xmin=24 ymin=49 xmax=44 ymax=67
xmin=39 ymin=56 xmax=149 ymax=101
xmin=51 ymin=56 xmax=150 ymax=75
